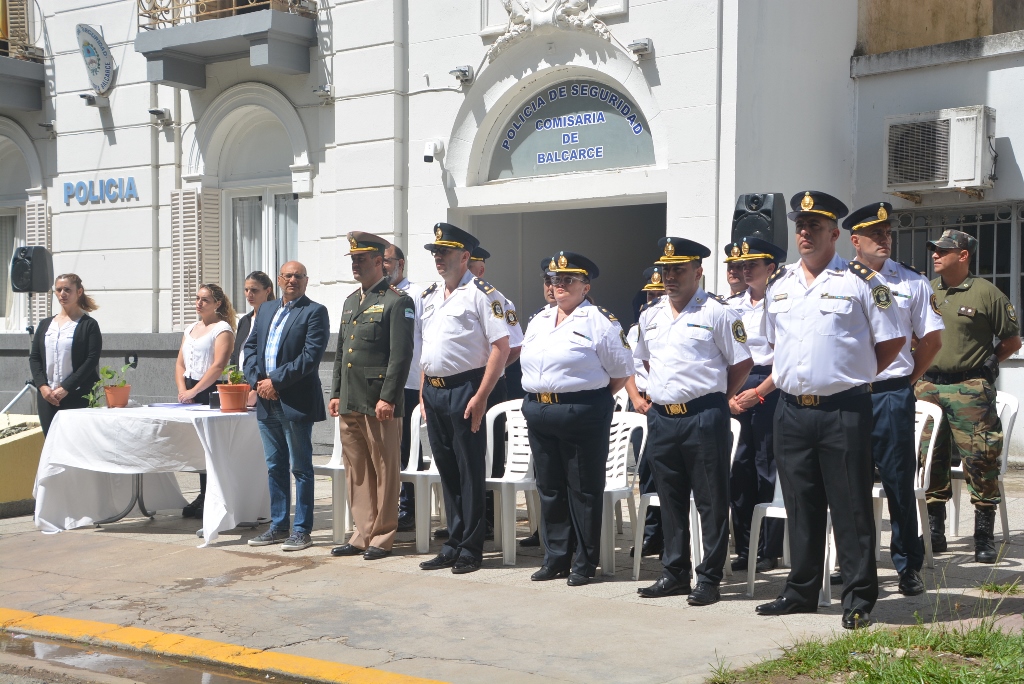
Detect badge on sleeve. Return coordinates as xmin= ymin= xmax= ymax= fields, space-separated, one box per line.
xmin=405 ymin=308 xmax=415 ymax=319
xmin=505 ymin=309 xmax=519 ymax=326
xmin=930 ymin=294 xmax=940 ymax=315
xmin=1007 ymin=303 xmax=1017 ymax=323
xmin=731 ymin=320 xmax=747 ymax=343
xmin=491 ymin=301 xmax=504 ymax=319
xmin=871 ymin=285 xmax=892 ymax=309
xmin=620 ymin=330 xmax=631 ymax=350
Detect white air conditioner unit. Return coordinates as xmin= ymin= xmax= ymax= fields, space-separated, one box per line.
xmin=883 ymin=106 xmax=996 ymax=194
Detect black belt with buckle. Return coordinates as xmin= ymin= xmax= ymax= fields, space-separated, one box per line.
xmin=424 ymin=367 xmax=486 ymax=389
xmin=750 ymin=364 xmax=773 ymax=375
xmin=530 ymin=387 xmax=609 ymax=405
xmin=781 ymin=384 xmax=870 ymax=407
xmin=653 ymin=392 xmax=726 ymax=417
xmin=870 ymin=375 xmax=911 ymax=394
xmin=922 ymin=366 xmax=987 ymax=386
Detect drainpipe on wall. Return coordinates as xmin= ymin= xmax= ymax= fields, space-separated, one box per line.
xmin=395 ymin=0 xmax=409 ymax=255
xmin=150 ymin=83 xmax=160 ymax=333
xmin=713 ymin=0 xmax=725 ymax=289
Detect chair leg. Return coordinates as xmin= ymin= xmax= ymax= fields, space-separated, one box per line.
xmin=632 ymin=498 xmax=647 ymax=581
xmin=502 ymin=487 xmax=517 ymax=566
xmin=746 ymin=508 xmax=765 ymax=598
xmin=949 ymin=478 xmax=962 ymax=537
xmin=600 ymin=493 xmax=615 ymax=577
xmin=782 ymin=522 xmax=790 ymax=568
xmin=917 ymin=497 xmax=933 ymax=569
xmin=615 ymin=500 xmax=623 ymax=535
xmin=819 ymin=512 xmax=833 ymax=607
xmin=689 ymin=504 xmax=702 ymax=585
xmin=492 ymin=489 xmax=503 ymax=553
xmin=331 ymin=474 xmax=347 ymax=544
xmin=626 ymin=495 xmax=637 ymax=540
xmin=873 ymin=495 xmax=884 ymax=562
xmin=998 ymin=480 xmax=1009 ymax=543
xmin=414 ymin=478 xmax=431 ymax=554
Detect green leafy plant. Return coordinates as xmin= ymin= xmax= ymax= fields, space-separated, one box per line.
xmin=222 ymin=364 xmax=246 ymax=385
xmin=86 ymin=364 xmax=134 ymax=408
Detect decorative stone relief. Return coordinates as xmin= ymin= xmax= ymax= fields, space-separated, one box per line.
xmin=487 ymin=0 xmax=613 ymax=62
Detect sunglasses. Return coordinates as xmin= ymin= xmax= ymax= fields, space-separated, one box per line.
xmin=546 ymin=275 xmax=585 ymax=287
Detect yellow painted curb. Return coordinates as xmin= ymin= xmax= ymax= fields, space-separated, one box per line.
xmin=0 ymin=608 xmax=445 ymax=684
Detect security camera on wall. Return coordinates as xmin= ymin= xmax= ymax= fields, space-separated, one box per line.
xmin=423 ymin=139 xmax=444 ymax=164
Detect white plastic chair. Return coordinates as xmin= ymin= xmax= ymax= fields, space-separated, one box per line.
xmin=312 ymin=417 xmax=352 ymax=543
xmin=630 ymin=417 xmax=740 ymax=582
xmin=948 ymin=391 xmax=1017 ymax=541
xmin=613 ymin=388 xmax=629 ymax=412
xmin=598 ymin=413 xmax=642 ymax=576
xmin=399 ymin=415 xmax=444 ymax=554
xmin=871 ymin=400 xmax=944 ymax=569
xmin=484 ymin=399 xmax=542 ymax=566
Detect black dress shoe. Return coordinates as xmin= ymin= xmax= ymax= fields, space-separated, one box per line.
xmin=566 ymin=572 xmax=590 ymax=587
xmin=433 ymin=528 xmax=450 ymax=539
xmin=842 ymin=608 xmax=871 ymax=630
xmin=687 ymin=581 xmax=720 ymax=606
xmin=830 ymin=572 xmax=843 ymax=585
xmin=755 ymin=596 xmax=817 ymax=616
xmin=396 ymin=514 xmax=415 ymax=532
xmin=182 ymin=494 xmax=205 ymax=518
xmin=731 ymin=556 xmax=750 ymax=571
xmin=330 ymin=543 xmax=365 ymax=557
xmin=898 ymin=569 xmax=925 ymax=596
xmin=363 ymin=546 xmax=391 ymax=561
xmin=637 ymin=576 xmax=691 ymax=598
xmin=485 ymin=525 xmax=494 ymax=541
xmin=451 ymin=557 xmax=481 ymax=574
xmin=519 ymin=531 xmax=540 ymax=547
xmin=531 ymin=565 xmax=569 ymax=581
xmin=419 ymin=553 xmax=456 ymax=570
xmin=755 ymin=557 xmax=779 ymax=572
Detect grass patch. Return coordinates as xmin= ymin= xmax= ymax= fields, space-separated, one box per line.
xmin=978 ymin=580 xmax=1021 ymax=596
xmin=707 ymin=618 xmax=1024 ymax=684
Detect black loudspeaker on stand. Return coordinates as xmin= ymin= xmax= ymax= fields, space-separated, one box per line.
xmin=11 ymin=246 xmax=53 ymax=293
xmin=731 ymin=193 xmax=788 ymax=248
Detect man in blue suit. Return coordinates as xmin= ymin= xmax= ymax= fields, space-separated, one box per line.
xmin=244 ymin=261 xmax=330 ymax=551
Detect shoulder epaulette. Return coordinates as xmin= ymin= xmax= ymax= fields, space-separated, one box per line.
xmin=421 ymin=283 xmax=437 ymax=298
xmin=899 ymin=260 xmax=923 ymax=276
xmin=639 ymin=297 xmax=660 ymax=314
xmin=348 ymin=286 xmax=361 ymax=298
xmin=766 ymin=264 xmax=787 ymax=289
xmin=528 ymin=305 xmax=546 ymax=322
xmin=389 ymin=284 xmax=407 ymax=296
xmin=473 ymin=278 xmax=496 ymax=295
xmin=849 ymin=260 xmax=879 ymax=282
xmin=727 ymin=291 xmax=744 ymax=300
xmin=597 ymin=306 xmax=618 ymax=323
xmin=706 ymin=292 xmax=727 ymax=305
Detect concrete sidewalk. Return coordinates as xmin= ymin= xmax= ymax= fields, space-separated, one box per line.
xmin=2 ymin=464 xmax=1022 ymax=684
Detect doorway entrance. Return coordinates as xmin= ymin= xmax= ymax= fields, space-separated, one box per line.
xmin=471 ymin=203 xmax=666 ymax=326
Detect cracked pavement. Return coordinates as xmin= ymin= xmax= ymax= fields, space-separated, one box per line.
xmin=1 ymin=462 xmax=1022 ymax=684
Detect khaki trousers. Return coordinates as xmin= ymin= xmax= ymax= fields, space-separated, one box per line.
xmin=339 ymin=412 xmax=402 ymax=550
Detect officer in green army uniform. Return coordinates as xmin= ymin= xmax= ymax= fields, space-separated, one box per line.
xmin=329 ymin=232 xmax=415 ymax=561
xmin=917 ymin=229 xmax=1021 ymax=564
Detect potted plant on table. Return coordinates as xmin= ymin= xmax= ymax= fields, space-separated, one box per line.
xmin=218 ymin=365 xmax=250 ymax=413
xmin=86 ymin=364 xmax=134 ymax=408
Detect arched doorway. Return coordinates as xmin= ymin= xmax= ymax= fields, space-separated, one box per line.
xmin=0 ymin=117 xmax=42 ymax=331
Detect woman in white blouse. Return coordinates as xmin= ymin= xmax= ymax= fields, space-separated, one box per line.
xmin=175 ymin=283 xmax=236 ymax=517
xmin=29 ymin=274 xmax=102 ymax=435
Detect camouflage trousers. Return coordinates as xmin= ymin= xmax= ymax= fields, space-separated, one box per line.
xmin=914 ymin=378 xmax=1002 ymax=510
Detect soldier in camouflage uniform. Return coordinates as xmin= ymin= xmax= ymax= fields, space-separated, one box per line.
xmin=917 ymin=229 xmax=1021 ymax=564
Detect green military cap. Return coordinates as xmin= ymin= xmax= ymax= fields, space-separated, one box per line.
xmin=928 ymin=229 xmax=977 ymax=255
xmin=346 ymin=231 xmax=390 ymax=255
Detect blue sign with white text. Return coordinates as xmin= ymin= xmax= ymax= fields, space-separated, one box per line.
xmin=63 ymin=178 xmax=139 ymax=205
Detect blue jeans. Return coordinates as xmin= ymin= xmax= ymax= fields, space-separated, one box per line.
xmin=258 ymin=400 xmax=315 ymax=535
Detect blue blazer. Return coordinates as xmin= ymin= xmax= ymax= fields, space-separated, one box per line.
xmin=243 ymin=295 xmax=330 ymax=423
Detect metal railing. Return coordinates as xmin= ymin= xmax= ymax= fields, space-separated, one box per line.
xmin=0 ymin=0 xmax=44 ymax=63
xmin=138 ymin=0 xmax=316 ymax=31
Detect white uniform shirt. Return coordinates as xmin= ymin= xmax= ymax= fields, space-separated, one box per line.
xmin=396 ymin=277 xmax=428 ymax=390
xmin=520 ymin=301 xmax=634 ymax=393
xmin=634 ymin=289 xmax=752 ymax=405
xmin=873 ymin=259 xmax=945 ymax=381
xmin=762 ymin=253 xmax=903 ymax=397
xmin=728 ymin=289 xmax=774 ymax=367
xmin=498 ymin=293 xmax=524 ymax=348
xmin=626 ymin=324 xmax=648 ymax=393
xmin=418 ymin=270 xmax=512 ymax=377
xmin=45 ymin=318 xmax=79 ymax=387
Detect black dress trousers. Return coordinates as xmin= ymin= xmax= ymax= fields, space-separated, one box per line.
xmin=423 ymin=376 xmax=488 ymax=561
xmin=522 ymin=390 xmax=613 ymax=577
xmin=645 ymin=395 xmax=731 ymax=586
xmin=773 ymin=393 xmax=878 ymax=613
xmin=729 ymin=367 xmax=784 ymax=561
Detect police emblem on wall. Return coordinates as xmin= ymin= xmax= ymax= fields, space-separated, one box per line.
xmin=872 ymin=285 xmax=892 ymax=309
xmin=76 ymin=25 xmax=116 ymax=94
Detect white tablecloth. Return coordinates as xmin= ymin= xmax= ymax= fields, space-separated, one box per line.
xmin=34 ymin=406 xmax=270 ymax=546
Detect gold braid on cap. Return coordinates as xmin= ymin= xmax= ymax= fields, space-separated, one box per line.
xmin=797 ymin=192 xmax=837 ymax=220
xmin=850 ymin=205 xmax=891 ymax=232
xmin=432 ymin=239 xmax=465 ymax=249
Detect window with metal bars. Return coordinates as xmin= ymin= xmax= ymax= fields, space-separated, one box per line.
xmin=890 ymin=203 xmax=1022 ymax=314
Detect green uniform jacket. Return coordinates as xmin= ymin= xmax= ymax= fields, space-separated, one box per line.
xmin=330 ymin=279 xmax=415 ymax=417
xmin=929 ymin=274 xmax=1020 ymax=373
